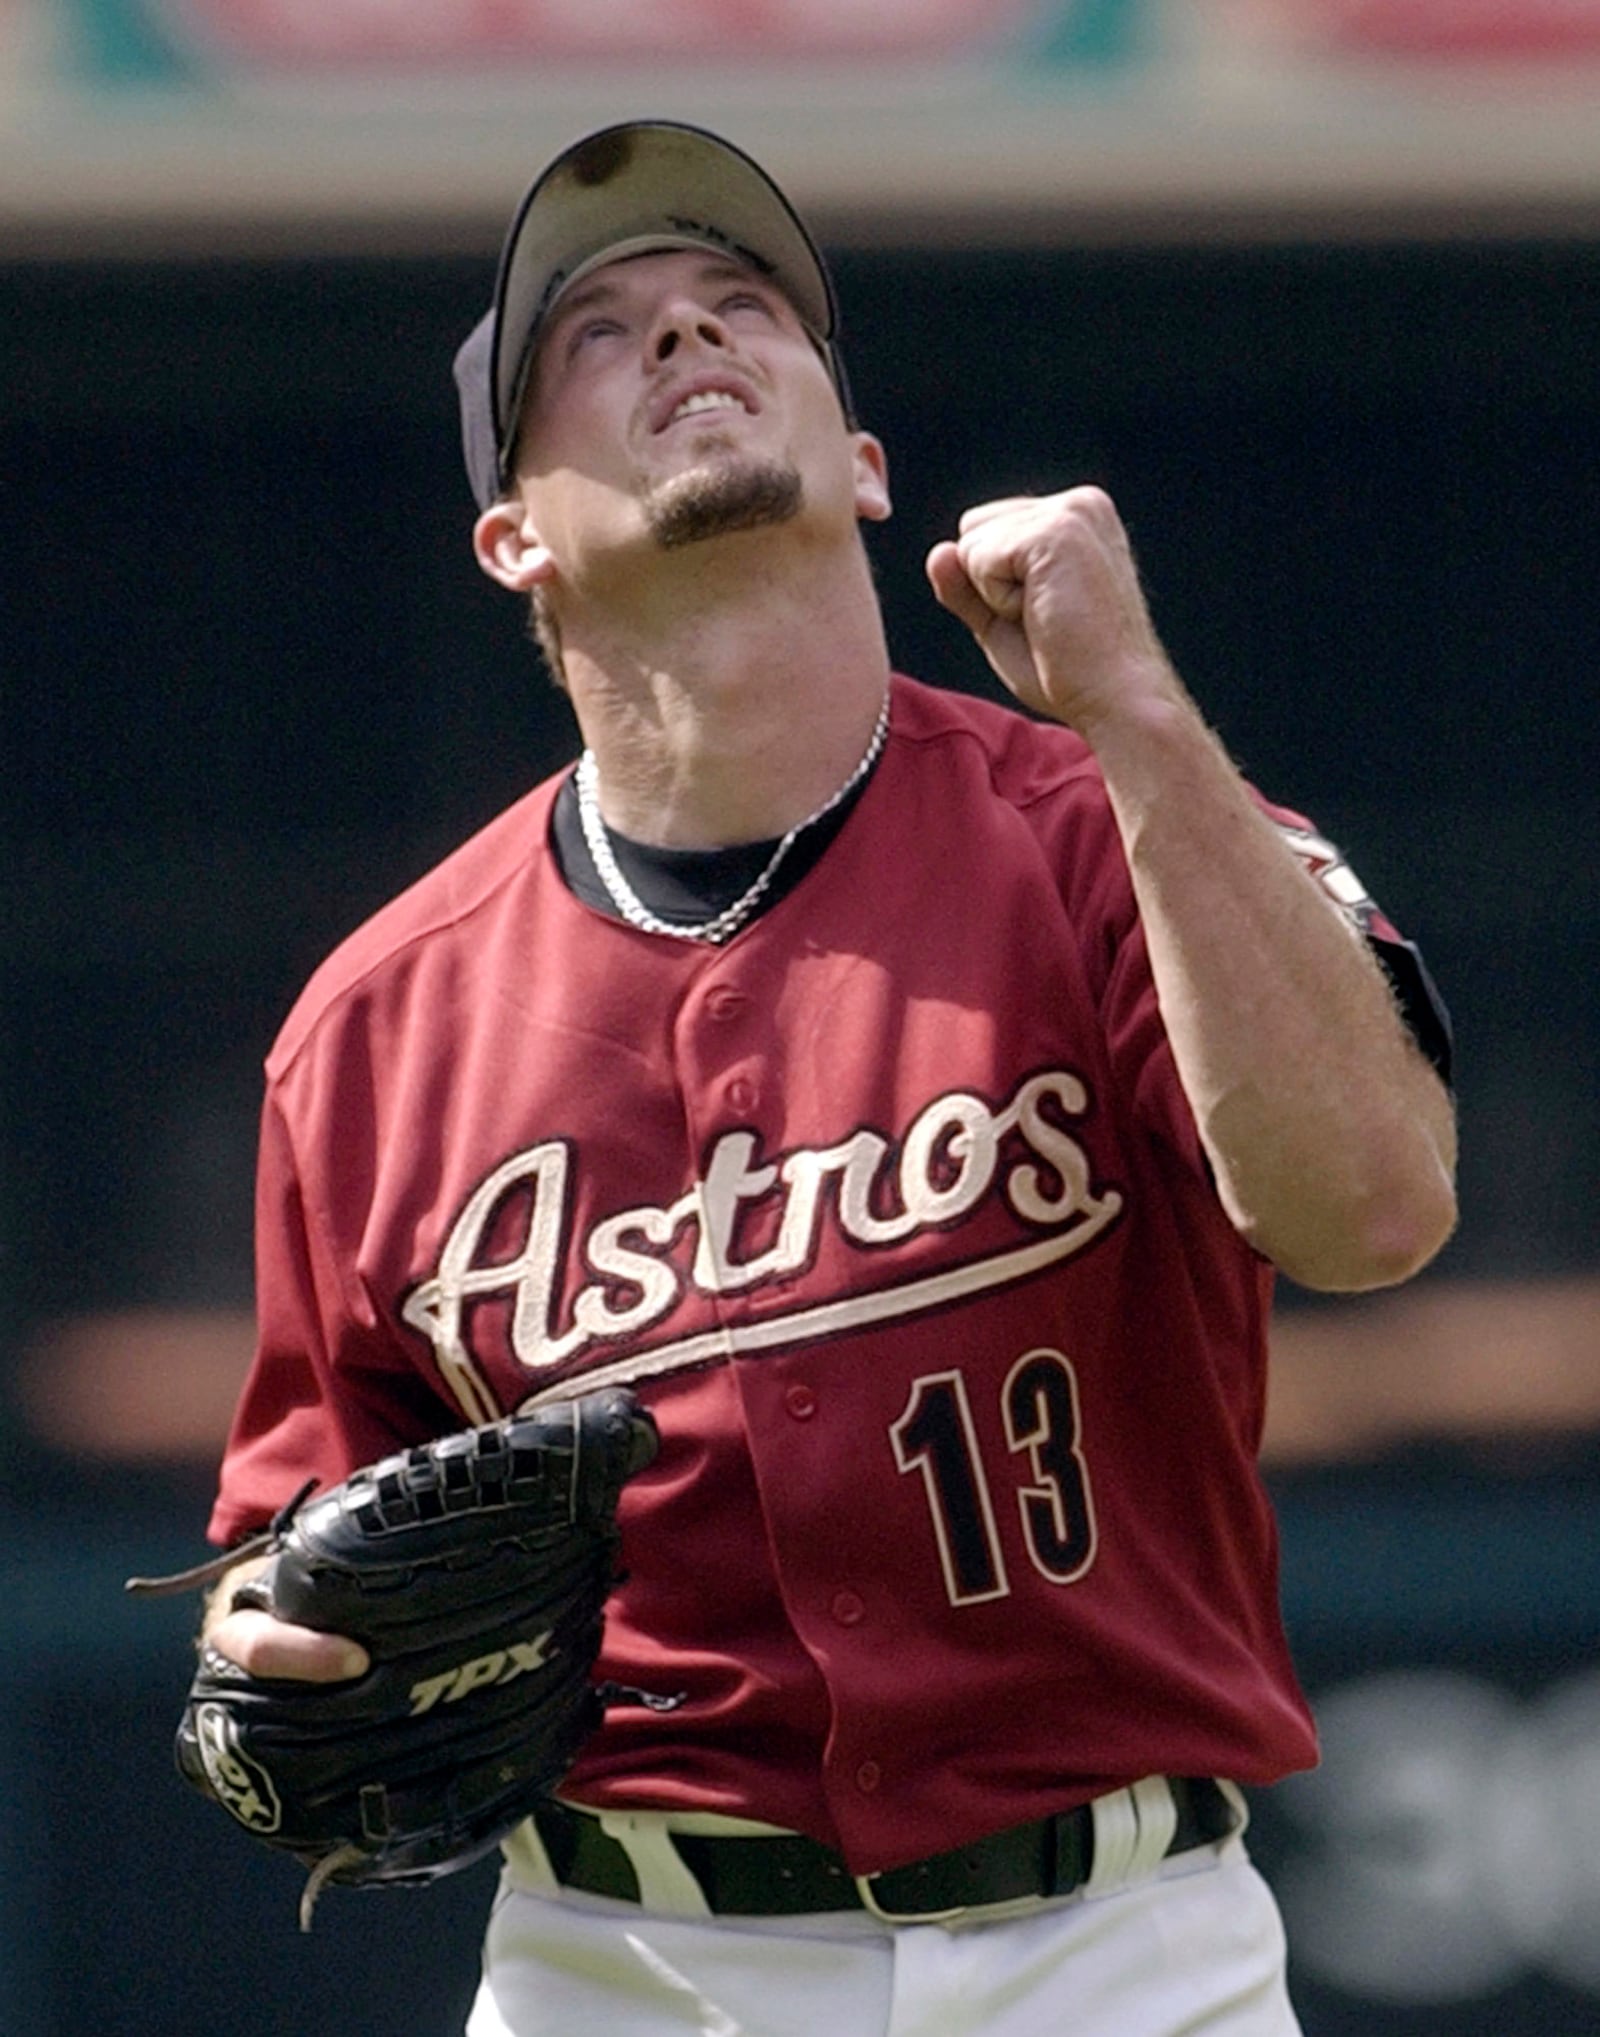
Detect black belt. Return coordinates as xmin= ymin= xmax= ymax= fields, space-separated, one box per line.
xmin=532 ymin=1777 xmax=1238 ymax=1921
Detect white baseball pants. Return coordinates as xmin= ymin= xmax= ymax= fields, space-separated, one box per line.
xmin=464 ymin=1834 xmax=1303 ymax=2037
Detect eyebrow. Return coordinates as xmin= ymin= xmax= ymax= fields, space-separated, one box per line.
xmin=547 ymin=255 xmax=780 ymax=334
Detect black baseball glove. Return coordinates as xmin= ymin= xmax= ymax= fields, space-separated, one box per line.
xmin=130 ymin=1388 xmax=662 ymax=1926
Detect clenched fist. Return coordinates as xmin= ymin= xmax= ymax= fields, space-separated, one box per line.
xmin=925 ymin=488 xmax=1182 ymax=737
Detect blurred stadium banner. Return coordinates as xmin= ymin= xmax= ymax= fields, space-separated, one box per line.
xmin=14 ymin=1279 xmax=1600 ymax=1467
xmin=37 ymin=0 xmax=1600 ymax=70
xmin=5 ymin=0 xmax=1600 ymax=243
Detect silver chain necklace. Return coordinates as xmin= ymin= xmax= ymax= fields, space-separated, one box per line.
xmin=575 ymin=693 xmax=890 ymax=946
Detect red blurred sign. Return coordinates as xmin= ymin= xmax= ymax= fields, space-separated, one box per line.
xmin=161 ymin=0 xmax=1036 ymax=63
xmin=1315 ymin=0 xmax=1600 ymax=56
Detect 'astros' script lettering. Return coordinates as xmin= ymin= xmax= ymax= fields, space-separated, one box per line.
xmin=402 ymin=1071 xmax=1121 ymax=1411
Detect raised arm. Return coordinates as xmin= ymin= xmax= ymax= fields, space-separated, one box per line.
xmin=927 ymin=486 xmax=1457 ymax=1292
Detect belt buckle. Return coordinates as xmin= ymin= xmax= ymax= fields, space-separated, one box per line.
xmin=853 ymin=1872 xmax=967 ymax=1926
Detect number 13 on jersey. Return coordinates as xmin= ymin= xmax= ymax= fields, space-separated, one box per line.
xmin=890 ymin=1350 xmax=1098 ymax=1608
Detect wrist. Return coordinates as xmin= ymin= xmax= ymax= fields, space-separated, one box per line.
xmin=1064 ymin=661 xmax=1200 ymax=757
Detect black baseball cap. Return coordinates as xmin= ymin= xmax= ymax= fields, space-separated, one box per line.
xmin=453 ymin=119 xmax=854 ymax=511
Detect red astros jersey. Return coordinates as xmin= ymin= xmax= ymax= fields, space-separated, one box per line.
xmin=213 ymin=672 xmax=1375 ymax=1873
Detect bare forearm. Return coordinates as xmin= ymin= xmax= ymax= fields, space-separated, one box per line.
xmin=1090 ymin=683 xmax=1457 ymax=1289
xmin=926 ymin=486 xmax=1457 ymax=1290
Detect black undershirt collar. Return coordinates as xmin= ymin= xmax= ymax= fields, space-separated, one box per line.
xmin=551 ymin=758 xmax=873 ymax=932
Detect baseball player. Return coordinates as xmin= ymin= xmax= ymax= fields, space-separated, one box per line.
xmin=203 ymin=120 xmax=1457 ymax=2035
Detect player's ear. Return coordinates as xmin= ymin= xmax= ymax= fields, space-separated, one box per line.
xmin=472 ymin=498 xmax=557 ymax=592
xmin=852 ymin=432 xmax=891 ymax=524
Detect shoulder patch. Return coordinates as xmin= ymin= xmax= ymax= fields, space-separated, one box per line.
xmin=1273 ymin=821 xmax=1386 ymax=938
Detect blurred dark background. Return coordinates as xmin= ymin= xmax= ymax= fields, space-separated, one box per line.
xmin=3 ymin=231 xmax=1597 ymax=2032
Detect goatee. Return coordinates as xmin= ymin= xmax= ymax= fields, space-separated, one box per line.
xmin=645 ymin=456 xmax=803 ymax=552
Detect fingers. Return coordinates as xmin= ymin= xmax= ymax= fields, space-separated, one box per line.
xmin=955 ymin=486 xmax=1116 ymax=538
xmin=955 ymin=495 xmax=1038 ymax=534
xmin=209 ymin=1605 xmax=370 ymax=1683
xmin=943 ymin=490 xmax=1089 ymax=625
xmin=928 ymin=484 xmax=1168 ymax=730
xmin=942 ymin=485 xmax=1144 ymax=636
xmin=933 ymin=517 xmax=1027 ymax=631
xmin=924 ymin=540 xmax=993 ymax=636
xmin=927 ymin=536 xmax=1045 ymax=709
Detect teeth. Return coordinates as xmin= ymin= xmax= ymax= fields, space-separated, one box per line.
xmin=671 ymin=390 xmax=745 ymax=423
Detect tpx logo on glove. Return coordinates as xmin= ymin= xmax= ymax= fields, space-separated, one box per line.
xmin=408 ymin=1631 xmax=557 ymax=1715
xmin=194 ymin=1701 xmax=283 ymax=1833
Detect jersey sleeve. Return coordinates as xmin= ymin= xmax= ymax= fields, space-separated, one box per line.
xmin=1265 ymin=813 xmax=1454 ymax=1085
xmin=1049 ymin=771 xmax=1453 ymax=1183
xmin=206 ymin=1087 xmax=455 ymax=1547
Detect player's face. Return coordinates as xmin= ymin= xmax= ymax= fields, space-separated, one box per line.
xmin=507 ymin=249 xmax=887 ymax=576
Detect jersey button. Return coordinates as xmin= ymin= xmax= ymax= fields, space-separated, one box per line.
xmin=726 ymin=1077 xmax=759 ymax=1114
xmin=855 ymin=1761 xmax=882 ymax=1794
xmin=831 ymin=1590 xmax=865 ymax=1626
xmin=785 ymin=1385 xmax=817 ymax=1420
